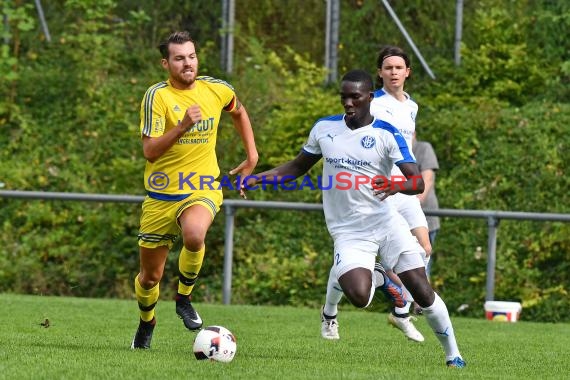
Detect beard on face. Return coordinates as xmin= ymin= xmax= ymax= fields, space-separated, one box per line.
xmin=174 ymin=71 xmax=195 ymax=86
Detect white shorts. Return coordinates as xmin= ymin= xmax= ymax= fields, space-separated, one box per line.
xmin=331 ymin=212 xmax=426 ymax=278
xmin=387 ymin=193 xmax=428 ymax=230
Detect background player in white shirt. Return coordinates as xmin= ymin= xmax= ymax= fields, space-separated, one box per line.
xmin=370 ymin=45 xmax=432 ymax=342
xmin=244 ymin=69 xmax=465 ymax=368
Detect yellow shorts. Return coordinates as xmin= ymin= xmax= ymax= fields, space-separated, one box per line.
xmin=138 ymin=189 xmax=223 ymax=249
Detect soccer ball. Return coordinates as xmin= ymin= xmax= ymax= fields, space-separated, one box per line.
xmin=193 ymin=325 xmax=237 ymax=363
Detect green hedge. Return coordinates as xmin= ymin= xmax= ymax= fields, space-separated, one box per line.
xmin=0 ymin=0 xmax=568 ymax=322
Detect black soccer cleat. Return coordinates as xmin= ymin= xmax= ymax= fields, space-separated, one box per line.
xmin=175 ymin=294 xmax=203 ymax=331
xmin=131 ymin=317 xmax=156 ymax=349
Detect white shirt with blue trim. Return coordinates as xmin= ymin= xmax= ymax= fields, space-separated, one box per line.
xmin=302 ymin=115 xmax=415 ymax=238
xmin=370 ymin=88 xmax=418 ymax=177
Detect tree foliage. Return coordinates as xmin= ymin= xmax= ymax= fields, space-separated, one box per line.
xmin=0 ymin=0 xmax=568 ymax=322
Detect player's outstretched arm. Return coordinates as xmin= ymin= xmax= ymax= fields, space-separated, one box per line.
xmin=228 ymin=101 xmax=259 ymax=198
xmin=244 ymin=152 xmax=320 ymax=190
xmin=228 ymin=102 xmax=259 ymax=175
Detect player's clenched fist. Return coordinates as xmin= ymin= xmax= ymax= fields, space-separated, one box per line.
xmin=179 ymin=104 xmax=202 ymax=131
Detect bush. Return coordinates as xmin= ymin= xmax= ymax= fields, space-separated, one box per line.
xmin=0 ymin=0 xmax=568 ymax=323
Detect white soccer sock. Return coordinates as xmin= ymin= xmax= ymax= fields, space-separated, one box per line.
xmin=372 ymin=269 xmax=384 ymax=287
xmin=323 ymin=267 xmax=343 ymax=317
xmin=422 ymin=293 xmax=462 ymax=361
xmin=394 ymin=303 xmax=411 ymax=314
xmin=366 ymin=283 xmax=375 ymax=307
xmin=365 ymin=270 xmax=375 ymax=308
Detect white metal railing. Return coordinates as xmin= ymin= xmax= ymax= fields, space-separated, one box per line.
xmin=1 ymin=190 xmax=569 ymax=304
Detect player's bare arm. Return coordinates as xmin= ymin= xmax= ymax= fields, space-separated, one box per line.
xmin=245 ymin=152 xmax=320 ymax=188
xmin=142 ymin=104 xmax=202 ymax=163
xmin=417 ymin=168 xmax=434 ymax=204
xmin=228 ymin=101 xmax=259 ymax=177
xmin=374 ymin=162 xmax=424 ymax=200
xmin=226 ymin=100 xmax=259 ymax=198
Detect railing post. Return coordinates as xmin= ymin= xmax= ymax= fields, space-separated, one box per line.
xmin=222 ymin=204 xmax=236 ymax=305
xmin=485 ymin=216 xmax=500 ymax=301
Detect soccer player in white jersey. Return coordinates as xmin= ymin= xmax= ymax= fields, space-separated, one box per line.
xmin=244 ymin=70 xmax=465 ymax=368
xmin=369 ymin=45 xmax=432 ymax=342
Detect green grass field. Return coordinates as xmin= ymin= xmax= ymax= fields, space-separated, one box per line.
xmin=1 ymin=293 xmax=568 ymax=380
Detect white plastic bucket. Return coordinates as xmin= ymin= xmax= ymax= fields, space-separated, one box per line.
xmin=484 ymin=301 xmax=522 ymax=322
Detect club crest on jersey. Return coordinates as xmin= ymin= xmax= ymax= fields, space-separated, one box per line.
xmin=360 ymin=136 xmax=376 ymax=149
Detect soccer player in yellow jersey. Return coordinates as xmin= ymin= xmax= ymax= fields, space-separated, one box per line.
xmin=131 ymin=31 xmax=258 ymax=349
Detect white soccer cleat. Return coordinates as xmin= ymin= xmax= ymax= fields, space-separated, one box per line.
xmin=321 ymin=307 xmax=340 ymax=340
xmin=388 ymin=313 xmax=425 ymax=342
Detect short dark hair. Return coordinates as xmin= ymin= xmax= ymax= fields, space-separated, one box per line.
xmin=341 ymin=69 xmax=374 ymax=92
xmin=375 ymin=45 xmax=411 ymax=87
xmin=158 ymin=31 xmax=195 ymax=59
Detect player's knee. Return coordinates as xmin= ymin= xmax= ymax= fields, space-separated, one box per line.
xmin=412 ymin=286 xmax=435 ymax=308
xmin=343 ymin=288 xmax=370 ymax=308
xmin=399 ymin=268 xmax=435 ymax=307
xmin=139 ymin=274 xmax=160 ymax=289
xmin=348 ymin=294 xmax=369 ymax=308
xmin=184 ymin=241 xmax=203 ymax=252
xmin=182 ymin=232 xmax=206 ymax=252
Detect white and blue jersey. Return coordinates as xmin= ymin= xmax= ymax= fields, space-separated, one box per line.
xmin=302 ymin=115 xmax=415 ymax=238
xmin=371 ymin=88 xmax=418 ymax=148
xmin=370 ymin=88 xmax=428 ymax=231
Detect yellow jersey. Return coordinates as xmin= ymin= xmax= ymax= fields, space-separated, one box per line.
xmin=140 ymin=76 xmax=237 ymax=196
